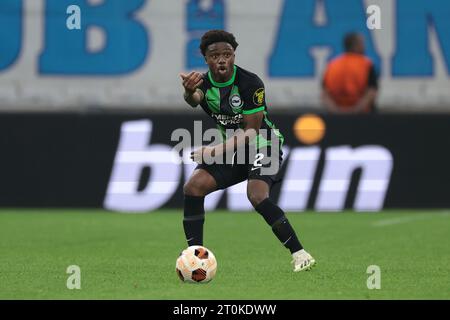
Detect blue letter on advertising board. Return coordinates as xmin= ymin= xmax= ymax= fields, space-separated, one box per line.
xmin=40 ymin=0 xmax=148 ymax=75
xmin=270 ymin=0 xmax=380 ymax=77
xmin=0 ymin=0 xmax=22 ymax=71
xmin=393 ymin=0 xmax=450 ymax=76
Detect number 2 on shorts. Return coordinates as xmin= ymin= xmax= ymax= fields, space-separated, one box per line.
xmin=253 ymin=153 xmax=264 ymax=167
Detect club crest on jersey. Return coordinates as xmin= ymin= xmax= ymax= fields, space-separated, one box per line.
xmin=229 ymin=94 xmax=243 ymax=113
xmin=253 ymin=88 xmax=265 ymax=106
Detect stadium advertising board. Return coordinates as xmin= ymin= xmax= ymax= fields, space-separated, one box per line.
xmin=0 ymin=113 xmax=449 ymax=211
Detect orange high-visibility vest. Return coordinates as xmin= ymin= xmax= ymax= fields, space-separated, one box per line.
xmin=323 ymin=53 xmax=373 ymax=111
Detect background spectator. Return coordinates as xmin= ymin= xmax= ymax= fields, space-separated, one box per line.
xmin=322 ymin=32 xmax=379 ymax=114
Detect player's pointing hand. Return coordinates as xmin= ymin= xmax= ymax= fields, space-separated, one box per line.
xmin=180 ymin=71 xmax=204 ymax=94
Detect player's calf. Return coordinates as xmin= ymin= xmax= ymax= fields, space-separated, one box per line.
xmin=183 ymin=195 xmax=205 ymax=246
xmin=254 ymin=198 xmax=303 ymax=253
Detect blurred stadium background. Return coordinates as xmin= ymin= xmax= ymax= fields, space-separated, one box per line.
xmin=0 ymin=0 xmax=449 ymax=299
xmin=1 ymin=0 xmax=449 ymax=211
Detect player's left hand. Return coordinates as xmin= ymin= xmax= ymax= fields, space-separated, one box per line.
xmin=190 ymin=146 xmax=215 ymax=163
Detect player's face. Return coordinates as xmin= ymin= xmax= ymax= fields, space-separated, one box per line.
xmin=205 ymin=42 xmax=235 ymax=81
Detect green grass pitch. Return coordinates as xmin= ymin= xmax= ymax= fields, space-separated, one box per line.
xmin=0 ymin=209 xmax=449 ymax=299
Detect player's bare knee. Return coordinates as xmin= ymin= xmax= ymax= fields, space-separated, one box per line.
xmin=247 ymin=191 xmax=268 ymax=208
xmin=183 ymin=180 xmax=204 ymax=197
xmin=184 ymin=176 xmax=216 ymax=197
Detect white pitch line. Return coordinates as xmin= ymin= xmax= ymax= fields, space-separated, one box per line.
xmin=372 ymin=212 xmax=449 ymax=227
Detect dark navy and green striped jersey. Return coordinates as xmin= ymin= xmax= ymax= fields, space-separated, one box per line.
xmin=197 ymin=65 xmax=284 ymax=148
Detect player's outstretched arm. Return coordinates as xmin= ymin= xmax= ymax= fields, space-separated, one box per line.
xmin=180 ymin=71 xmax=204 ymax=108
xmin=190 ymin=112 xmax=263 ymax=163
xmin=216 ymin=112 xmax=263 ymax=157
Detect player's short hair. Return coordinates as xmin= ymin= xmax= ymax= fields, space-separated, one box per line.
xmin=199 ymin=30 xmax=239 ymax=56
xmin=343 ymin=32 xmax=362 ymax=52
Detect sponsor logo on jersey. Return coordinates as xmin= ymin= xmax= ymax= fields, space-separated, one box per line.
xmin=253 ymin=88 xmax=265 ymax=105
xmin=212 ymin=113 xmax=243 ymax=126
xmin=229 ymin=94 xmax=243 ymax=113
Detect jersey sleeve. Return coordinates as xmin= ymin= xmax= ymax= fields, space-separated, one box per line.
xmin=241 ymin=76 xmax=266 ymax=115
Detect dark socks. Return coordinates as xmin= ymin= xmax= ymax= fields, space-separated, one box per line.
xmin=183 ymin=195 xmax=205 ymax=246
xmin=255 ymin=198 xmax=303 ymax=254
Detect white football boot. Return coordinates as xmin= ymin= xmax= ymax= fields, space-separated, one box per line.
xmin=291 ymin=249 xmax=316 ymax=272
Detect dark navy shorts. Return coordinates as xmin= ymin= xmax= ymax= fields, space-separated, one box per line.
xmin=195 ymin=145 xmax=283 ymax=190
